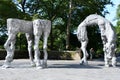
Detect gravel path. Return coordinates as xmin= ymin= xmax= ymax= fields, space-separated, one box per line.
xmin=0 ymin=57 xmax=120 ymax=80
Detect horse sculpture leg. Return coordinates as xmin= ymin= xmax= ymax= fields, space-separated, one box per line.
xmin=33 ymin=34 xmax=41 ymax=68
xmin=104 ymin=53 xmax=110 ymax=67
xmin=2 ymin=34 xmax=16 ymax=68
xmin=112 ymin=56 xmax=117 ymax=67
xmin=107 ymin=42 xmax=116 ymax=67
xmin=111 ymin=43 xmax=117 ymax=67
xmin=102 ymin=39 xmax=111 ymax=67
xmin=42 ymin=32 xmax=49 ymax=68
xmin=80 ymin=41 xmax=88 ymax=65
xmin=101 ymin=36 xmax=110 ymax=67
xmin=25 ymin=33 xmax=35 ymax=66
xmin=104 ymin=42 xmax=117 ymax=67
xmin=33 ymin=20 xmax=42 ymax=68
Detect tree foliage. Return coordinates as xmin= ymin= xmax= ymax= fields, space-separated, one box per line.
xmin=116 ymin=4 xmax=120 ymax=26
xmin=0 ymin=0 xmax=114 ymax=53
xmin=115 ymin=4 xmax=120 ymax=53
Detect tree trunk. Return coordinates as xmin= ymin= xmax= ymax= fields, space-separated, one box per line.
xmin=21 ymin=0 xmax=26 ymax=13
xmin=50 ymin=20 xmax=53 ymax=50
xmin=19 ymin=0 xmax=27 ymax=50
xmin=66 ymin=0 xmax=72 ymax=50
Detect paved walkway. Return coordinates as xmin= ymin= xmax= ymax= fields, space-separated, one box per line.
xmin=0 ymin=57 xmax=120 ymax=80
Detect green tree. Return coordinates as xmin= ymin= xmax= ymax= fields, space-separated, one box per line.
xmin=0 ymin=0 xmax=19 ymax=48
xmin=115 ymin=4 xmax=120 ymax=53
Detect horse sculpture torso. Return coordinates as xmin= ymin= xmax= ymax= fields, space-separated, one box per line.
xmin=7 ymin=18 xmax=33 ymax=33
xmin=77 ymin=14 xmax=117 ymax=67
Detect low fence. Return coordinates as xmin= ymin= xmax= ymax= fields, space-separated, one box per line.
xmin=0 ymin=50 xmax=81 ymax=60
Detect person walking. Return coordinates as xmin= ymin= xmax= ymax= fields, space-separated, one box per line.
xmin=89 ymin=48 xmax=95 ymax=60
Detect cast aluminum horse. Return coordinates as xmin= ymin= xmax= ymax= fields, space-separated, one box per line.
xmin=2 ymin=18 xmax=51 ymax=68
xmin=77 ymin=14 xmax=117 ymax=67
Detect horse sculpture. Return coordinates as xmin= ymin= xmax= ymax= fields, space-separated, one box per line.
xmin=77 ymin=14 xmax=117 ymax=67
xmin=2 ymin=18 xmax=51 ymax=68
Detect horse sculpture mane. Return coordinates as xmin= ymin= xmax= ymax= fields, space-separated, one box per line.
xmin=77 ymin=14 xmax=117 ymax=67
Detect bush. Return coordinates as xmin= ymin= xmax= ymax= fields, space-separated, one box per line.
xmin=96 ymin=49 xmax=104 ymax=58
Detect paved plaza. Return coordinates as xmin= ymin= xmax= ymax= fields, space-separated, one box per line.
xmin=0 ymin=57 xmax=120 ymax=80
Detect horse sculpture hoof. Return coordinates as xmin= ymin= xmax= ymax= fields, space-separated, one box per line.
xmin=112 ymin=65 xmax=116 ymax=68
xmin=80 ymin=60 xmax=84 ymax=65
xmin=1 ymin=64 xmax=11 ymax=69
xmin=30 ymin=62 xmax=36 ymax=67
xmin=83 ymin=62 xmax=88 ymax=66
xmin=105 ymin=64 xmax=110 ymax=67
xmin=112 ymin=64 xmax=117 ymax=68
xmin=42 ymin=64 xmax=47 ymax=68
xmin=80 ymin=63 xmax=83 ymax=65
xmin=36 ymin=66 xmax=43 ymax=69
xmin=80 ymin=61 xmax=88 ymax=65
xmin=31 ymin=63 xmax=36 ymax=67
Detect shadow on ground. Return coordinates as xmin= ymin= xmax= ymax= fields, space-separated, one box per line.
xmin=48 ymin=63 xmax=102 ymax=69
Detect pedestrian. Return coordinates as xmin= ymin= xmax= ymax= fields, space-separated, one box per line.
xmin=89 ymin=48 xmax=95 ymax=60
